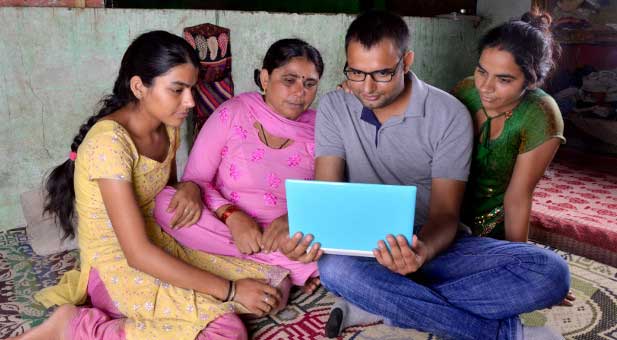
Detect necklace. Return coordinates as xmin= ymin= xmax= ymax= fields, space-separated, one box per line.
xmin=481 ymin=106 xmax=513 ymax=120
xmin=259 ymin=123 xmax=290 ymax=149
xmin=479 ymin=106 xmax=512 ymax=146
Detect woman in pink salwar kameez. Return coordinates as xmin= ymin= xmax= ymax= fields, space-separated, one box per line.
xmin=154 ymin=39 xmax=324 ymax=302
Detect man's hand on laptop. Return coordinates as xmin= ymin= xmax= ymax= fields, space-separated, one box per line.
xmin=281 ymin=232 xmax=324 ymax=263
xmin=374 ymin=234 xmax=427 ymax=275
xmin=261 ymin=214 xmax=289 ymax=253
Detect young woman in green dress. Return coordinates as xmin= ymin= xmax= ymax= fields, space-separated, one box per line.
xmin=453 ymin=10 xmax=564 ymax=242
xmin=453 ymin=9 xmax=575 ymax=307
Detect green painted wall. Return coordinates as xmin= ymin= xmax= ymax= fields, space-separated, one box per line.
xmin=0 ymin=7 xmax=481 ymax=230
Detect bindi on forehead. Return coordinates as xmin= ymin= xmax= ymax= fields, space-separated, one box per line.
xmin=282 ymin=73 xmax=317 ymax=81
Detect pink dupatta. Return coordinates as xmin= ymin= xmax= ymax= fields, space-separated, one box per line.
xmin=235 ymin=92 xmax=316 ymax=144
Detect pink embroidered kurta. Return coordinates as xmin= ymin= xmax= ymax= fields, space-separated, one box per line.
xmin=155 ymin=92 xmax=318 ymax=286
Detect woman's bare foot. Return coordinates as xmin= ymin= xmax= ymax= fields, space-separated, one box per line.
xmin=301 ymin=277 xmax=321 ymax=295
xmin=8 ymin=304 xmax=78 ymax=340
xmin=270 ymin=277 xmax=292 ymax=315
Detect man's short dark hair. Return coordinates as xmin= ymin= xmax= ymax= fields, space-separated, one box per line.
xmin=345 ymin=10 xmax=410 ymax=55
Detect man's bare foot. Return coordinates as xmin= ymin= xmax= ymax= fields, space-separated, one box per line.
xmin=301 ymin=277 xmax=321 ymax=295
xmin=559 ymin=290 xmax=576 ymax=306
xmin=8 ymin=304 xmax=78 ymax=340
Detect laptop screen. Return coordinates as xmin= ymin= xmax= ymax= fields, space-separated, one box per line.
xmin=286 ymin=180 xmax=416 ymax=257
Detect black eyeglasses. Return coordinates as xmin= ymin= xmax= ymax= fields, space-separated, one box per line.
xmin=343 ymin=56 xmax=404 ymax=82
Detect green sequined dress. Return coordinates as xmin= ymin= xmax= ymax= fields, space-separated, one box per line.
xmin=453 ymin=77 xmax=565 ymax=239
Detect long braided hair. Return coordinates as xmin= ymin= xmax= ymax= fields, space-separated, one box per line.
xmin=44 ymin=30 xmax=199 ymax=239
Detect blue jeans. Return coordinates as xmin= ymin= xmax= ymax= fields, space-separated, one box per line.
xmin=318 ymin=234 xmax=570 ymax=340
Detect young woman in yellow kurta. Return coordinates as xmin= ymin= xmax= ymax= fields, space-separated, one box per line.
xmin=13 ymin=31 xmax=288 ymax=340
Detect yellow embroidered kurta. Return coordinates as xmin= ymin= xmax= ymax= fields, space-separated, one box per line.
xmin=35 ymin=120 xmax=288 ymax=340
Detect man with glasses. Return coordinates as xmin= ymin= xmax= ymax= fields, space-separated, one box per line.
xmin=282 ymin=9 xmax=568 ymax=340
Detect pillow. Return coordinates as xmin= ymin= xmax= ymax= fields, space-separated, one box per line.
xmin=20 ymin=188 xmax=78 ymax=256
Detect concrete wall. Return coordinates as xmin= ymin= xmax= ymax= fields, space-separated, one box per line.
xmin=0 ymin=7 xmax=481 ymax=230
xmin=477 ymin=0 xmax=531 ymax=29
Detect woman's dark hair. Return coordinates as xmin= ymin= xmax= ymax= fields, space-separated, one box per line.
xmin=253 ymin=38 xmax=324 ymax=90
xmin=478 ymin=9 xmax=561 ymax=87
xmin=44 ymin=30 xmax=199 ymax=239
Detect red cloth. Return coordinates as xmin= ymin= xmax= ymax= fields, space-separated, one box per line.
xmin=531 ymin=156 xmax=617 ymax=252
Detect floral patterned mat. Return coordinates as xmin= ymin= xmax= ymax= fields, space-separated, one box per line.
xmin=1 ymin=228 xmax=615 ymax=339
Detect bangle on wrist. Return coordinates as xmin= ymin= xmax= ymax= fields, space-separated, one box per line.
xmin=223 ymin=280 xmax=236 ymax=302
xmin=220 ymin=205 xmax=239 ymax=223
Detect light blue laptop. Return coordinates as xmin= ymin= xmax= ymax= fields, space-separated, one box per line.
xmin=285 ymin=179 xmax=416 ymax=257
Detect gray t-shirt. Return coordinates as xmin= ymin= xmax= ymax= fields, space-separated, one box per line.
xmin=315 ymin=73 xmax=473 ymax=227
